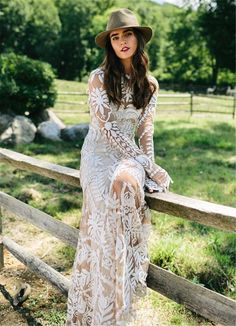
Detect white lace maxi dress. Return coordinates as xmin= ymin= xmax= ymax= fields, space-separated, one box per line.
xmin=66 ymin=67 xmax=164 ymax=326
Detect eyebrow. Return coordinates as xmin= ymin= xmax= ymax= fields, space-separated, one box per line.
xmin=110 ymin=29 xmax=133 ymax=38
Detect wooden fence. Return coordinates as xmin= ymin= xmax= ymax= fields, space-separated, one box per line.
xmin=0 ymin=147 xmax=236 ymax=325
xmin=55 ymin=92 xmax=236 ymax=118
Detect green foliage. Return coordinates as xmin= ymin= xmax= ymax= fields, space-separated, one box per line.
xmin=198 ymin=0 xmax=235 ymax=83
xmin=58 ymin=245 xmax=76 ymax=267
xmin=0 ymin=0 xmax=61 ymax=62
xmin=0 ymin=0 xmax=234 ymax=85
xmin=163 ymin=9 xmax=212 ymax=84
xmin=217 ymin=69 xmax=235 ymax=86
xmin=0 ymin=52 xmax=57 ymax=115
xmin=0 ymin=0 xmax=30 ymax=51
xmin=34 ymin=308 xmax=66 ymax=325
xmin=53 ymin=0 xmax=108 ymax=80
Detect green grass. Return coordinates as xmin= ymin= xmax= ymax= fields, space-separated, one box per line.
xmin=35 ymin=309 xmax=66 ymax=326
xmin=149 ymin=291 xmax=209 ymax=326
xmin=0 ymin=79 xmax=235 ymax=325
xmin=27 ymin=292 xmax=67 ymax=326
xmin=54 ymin=79 xmax=235 ymax=120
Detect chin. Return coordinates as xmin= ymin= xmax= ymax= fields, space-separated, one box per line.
xmin=119 ymin=53 xmax=133 ymax=60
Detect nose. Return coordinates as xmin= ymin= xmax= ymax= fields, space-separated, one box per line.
xmin=120 ymin=35 xmax=127 ymax=44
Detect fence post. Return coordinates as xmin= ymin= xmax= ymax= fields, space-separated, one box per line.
xmin=190 ymin=92 xmax=193 ymax=116
xmin=233 ymin=95 xmax=235 ymax=119
xmin=0 ymin=206 xmax=4 ymax=269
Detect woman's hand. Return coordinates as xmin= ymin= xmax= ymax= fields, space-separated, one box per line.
xmin=144 ymin=177 xmax=166 ymax=193
xmin=135 ymin=155 xmax=173 ymax=192
xmin=150 ymin=164 xmax=173 ymax=192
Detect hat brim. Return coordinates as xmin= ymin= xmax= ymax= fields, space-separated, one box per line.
xmin=95 ymin=26 xmax=152 ymax=48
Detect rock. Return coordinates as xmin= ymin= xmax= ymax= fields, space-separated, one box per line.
xmin=12 ymin=282 xmax=31 ymax=306
xmin=30 ymin=108 xmax=66 ymax=128
xmin=37 ymin=121 xmax=63 ymax=141
xmin=0 ymin=115 xmax=36 ymax=145
xmin=34 ymin=108 xmax=66 ymax=141
xmin=46 ymin=109 xmax=65 ymax=128
xmin=61 ymin=123 xmax=89 ymax=141
xmin=0 ymin=113 xmax=14 ymax=134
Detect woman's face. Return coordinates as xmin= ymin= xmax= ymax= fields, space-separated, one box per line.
xmin=109 ymin=28 xmax=138 ymax=62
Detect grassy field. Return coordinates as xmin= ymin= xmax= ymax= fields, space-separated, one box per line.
xmin=54 ymin=78 xmax=235 ymax=123
xmin=0 ymin=79 xmax=235 ymax=325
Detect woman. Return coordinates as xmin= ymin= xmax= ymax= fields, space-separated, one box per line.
xmin=66 ymin=8 xmax=173 ymax=326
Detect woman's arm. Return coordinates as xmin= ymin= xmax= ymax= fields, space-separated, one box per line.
xmin=136 ymin=78 xmax=173 ymax=191
xmin=136 ymin=77 xmax=158 ymax=162
xmin=89 ymin=69 xmax=172 ymax=189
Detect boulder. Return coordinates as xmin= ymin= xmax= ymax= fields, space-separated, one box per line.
xmin=37 ymin=121 xmax=63 ymax=141
xmin=45 ymin=109 xmax=66 ymax=128
xmin=0 ymin=113 xmax=14 ymax=134
xmin=61 ymin=123 xmax=89 ymax=141
xmin=30 ymin=109 xmax=66 ymax=128
xmin=0 ymin=115 xmax=36 ymax=145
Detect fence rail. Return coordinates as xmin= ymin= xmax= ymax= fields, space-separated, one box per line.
xmin=55 ymin=92 xmax=236 ymax=118
xmin=0 ymin=147 xmax=236 ymax=325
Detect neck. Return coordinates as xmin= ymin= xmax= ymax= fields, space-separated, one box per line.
xmin=121 ymin=58 xmax=132 ymax=74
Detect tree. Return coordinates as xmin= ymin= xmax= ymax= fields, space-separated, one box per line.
xmin=0 ymin=0 xmax=30 ymax=52
xmin=198 ymin=0 xmax=235 ymax=84
xmin=0 ymin=0 xmax=61 ymax=64
xmin=163 ymin=9 xmax=212 ymax=84
xmin=22 ymin=0 xmax=61 ymax=63
xmin=81 ymin=1 xmax=117 ymax=75
xmin=53 ymin=0 xmax=112 ymax=80
xmin=0 ymin=52 xmax=56 ymax=116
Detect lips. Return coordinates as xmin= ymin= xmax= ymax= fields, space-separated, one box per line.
xmin=121 ymin=47 xmax=130 ymax=52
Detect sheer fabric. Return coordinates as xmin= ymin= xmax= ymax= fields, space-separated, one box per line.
xmin=66 ymin=68 xmax=171 ymax=326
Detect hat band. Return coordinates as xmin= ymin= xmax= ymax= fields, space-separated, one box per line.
xmin=106 ymin=23 xmax=140 ymax=31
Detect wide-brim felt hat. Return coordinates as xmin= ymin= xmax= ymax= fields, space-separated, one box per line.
xmin=95 ymin=8 xmax=153 ymax=48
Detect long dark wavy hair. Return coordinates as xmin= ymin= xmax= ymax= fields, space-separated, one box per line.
xmin=101 ymin=28 xmax=157 ymax=111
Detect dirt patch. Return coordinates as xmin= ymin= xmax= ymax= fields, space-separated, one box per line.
xmin=0 ymin=211 xmax=68 ymax=326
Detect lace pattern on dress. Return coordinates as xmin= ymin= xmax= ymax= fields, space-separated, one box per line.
xmin=66 ymin=68 xmax=170 ymax=325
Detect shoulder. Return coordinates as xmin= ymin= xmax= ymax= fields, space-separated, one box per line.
xmin=147 ymin=74 xmax=159 ymax=93
xmin=89 ymin=67 xmax=105 ymax=85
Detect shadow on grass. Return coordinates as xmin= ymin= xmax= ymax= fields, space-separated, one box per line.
xmin=0 ymin=136 xmax=84 ymax=161
xmin=1 ymin=121 xmax=234 ymax=159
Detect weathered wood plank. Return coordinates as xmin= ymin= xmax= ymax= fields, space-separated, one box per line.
xmin=145 ymin=191 xmax=236 ymax=233
xmin=0 ymin=192 xmax=79 ymax=248
xmin=2 ymin=237 xmax=70 ymax=296
xmin=0 ymin=147 xmax=236 ymax=232
xmin=0 ymin=147 xmax=80 ymax=187
xmin=0 ymin=207 xmax=4 ymax=269
xmin=147 ymin=263 xmax=236 ymax=326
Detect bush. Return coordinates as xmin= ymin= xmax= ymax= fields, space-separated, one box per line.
xmin=0 ymin=52 xmax=57 ymax=115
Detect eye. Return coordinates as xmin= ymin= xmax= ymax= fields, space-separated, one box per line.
xmin=111 ymin=35 xmax=119 ymax=41
xmin=126 ymin=31 xmax=133 ymax=36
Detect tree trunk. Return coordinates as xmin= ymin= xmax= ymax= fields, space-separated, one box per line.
xmin=212 ymin=61 xmax=219 ymax=85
